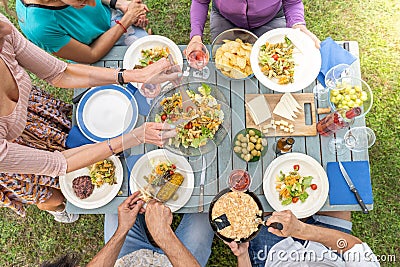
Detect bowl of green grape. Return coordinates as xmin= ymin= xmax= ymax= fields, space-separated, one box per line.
xmin=329 ymin=76 xmax=373 ymax=118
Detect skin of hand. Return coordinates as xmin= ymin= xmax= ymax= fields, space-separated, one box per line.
xmin=130 ymin=122 xmax=177 ymax=147
xmin=117 ymin=191 xmax=145 ymax=234
xmin=125 ymin=57 xmax=182 ymax=84
xmin=144 ymin=200 xmax=174 ymax=244
xmin=292 ymin=24 xmax=321 ymax=49
xmin=123 ymin=0 xmax=149 ymax=26
xmin=265 ymin=210 xmax=305 ymax=237
xmin=224 ymin=241 xmax=249 ymax=257
xmin=184 ymin=35 xmax=203 ymax=58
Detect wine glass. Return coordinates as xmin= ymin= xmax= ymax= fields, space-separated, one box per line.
xmin=228 ymin=169 xmax=251 ymax=192
xmin=186 ymin=41 xmax=210 ymax=80
xmin=328 ymin=126 xmax=376 ymax=155
xmin=139 ymin=83 xmax=162 ymax=98
xmin=313 ymin=64 xmax=353 ymax=102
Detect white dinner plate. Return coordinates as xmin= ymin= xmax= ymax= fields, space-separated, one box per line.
xmin=76 ymin=85 xmax=138 ymax=142
xmin=122 ymin=35 xmax=184 ymax=88
xmin=129 ymin=149 xmax=194 ymax=212
xmin=263 ymin=153 xmax=329 ymax=218
xmin=250 ymin=28 xmax=321 ymax=92
xmin=60 ymin=156 xmax=123 ymax=209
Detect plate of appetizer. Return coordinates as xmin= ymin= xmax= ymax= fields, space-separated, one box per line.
xmin=250 ymin=28 xmax=321 ymax=92
xmin=60 ymin=156 xmax=123 ymax=209
xmin=129 ymin=149 xmax=194 ymax=212
xmin=263 ymin=152 xmax=328 ymax=218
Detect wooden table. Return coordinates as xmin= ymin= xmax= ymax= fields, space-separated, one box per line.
xmin=67 ymin=42 xmax=373 ymax=214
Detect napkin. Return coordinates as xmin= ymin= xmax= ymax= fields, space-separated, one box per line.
xmin=317 ymin=37 xmax=357 ymax=87
xmin=126 ymin=83 xmax=153 ymax=116
xmin=327 ymin=161 xmax=373 ymax=205
xmin=123 ymin=153 xmax=144 ymax=195
xmin=66 ymin=125 xmax=93 ymax=148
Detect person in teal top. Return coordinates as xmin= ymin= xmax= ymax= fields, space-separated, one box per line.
xmin=16 ymin=0 xmax=150 ymax=63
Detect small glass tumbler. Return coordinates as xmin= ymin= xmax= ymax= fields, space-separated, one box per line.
xmin=228 ymin=169 xmax=251 ymax=192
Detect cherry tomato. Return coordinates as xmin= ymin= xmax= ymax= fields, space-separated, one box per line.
xmin=292 ymin=197 xmax=299 ymax=203
xmin=272 ymin=54 xmax=279 ymax=61
xmin=293 ymin=165 xmax=300 ymax=171
xmin=311 ymin=184 xmax=318 ymax=190
xmin=161 ymin=114 xmax=167 ymax=121
xmin=169 ymin=170 xmax=174 ymax=175
xmin=184 ymin=122 xmax=193 ymax=129
xmin=148 ymin=61 xmax=153 ymax=65
xmin=171 ymin=164 xmax=176 ymax=169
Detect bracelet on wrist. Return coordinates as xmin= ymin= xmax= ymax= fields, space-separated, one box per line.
xmin=107 ymin=139 xmax=116 ymax=155
xmin=115 ymin=20 xmax=127 ymax=33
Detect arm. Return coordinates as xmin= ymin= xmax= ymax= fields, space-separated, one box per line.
xmin=53 ymin=0 xmax=148 ymax=63
xmin=266 ymin=210 xmax=361 ymax=252
xmin=225 ymin=241 xmax=251 ymax=267
xmin=87 ymin=192 xmax=145 ymax=267
xmin=145 ymin=201 xmax=200 ymax=267
xmin=189 ymin=0 xmax=211 ymax=40
xmin=62 ymin=122 xmax=176 ymax=173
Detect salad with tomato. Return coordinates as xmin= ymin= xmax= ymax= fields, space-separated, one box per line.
xmin=275 ymin=164 xmax=317 ymax=205
xmin=135 ymin=46 xmax=170 ymax=68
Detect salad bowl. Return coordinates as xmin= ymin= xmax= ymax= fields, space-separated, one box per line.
xmin=147 ymin=82 xmax=231 ymax=157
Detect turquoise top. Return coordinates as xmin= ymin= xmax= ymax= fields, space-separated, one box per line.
xmin=16 ymin=0 xmax=111 ymax=53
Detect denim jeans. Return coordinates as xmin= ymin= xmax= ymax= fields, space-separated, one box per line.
xmin=104 ymin=213 xmax=214 ymax=267
xmin=248 ymin=215 xmax=353 ymax=267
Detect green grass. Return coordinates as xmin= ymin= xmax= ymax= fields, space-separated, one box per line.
xmin=1 ymin=0 xmax=399 ymax=266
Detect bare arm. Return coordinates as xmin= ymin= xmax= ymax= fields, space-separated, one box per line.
xmin=51 ymin=57 xmax=178 ymax=89
xmin=225 ymin=241 xmax=251 ymax=267
xmin=54 ymin=0 xmax=148 ymax=63
xmin=62 ymin=122 xmax=176 ymax=173
xmin=145 ymin=201 xmax=200 ymax=267
xmin=267 ymin=210 xmax=361 ymax=252
xmin=87 ymin=193 xmax=145 ymax=267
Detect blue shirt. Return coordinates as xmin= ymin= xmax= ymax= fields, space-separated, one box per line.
xmin=16 ymin=0 xmax=111 ymax=53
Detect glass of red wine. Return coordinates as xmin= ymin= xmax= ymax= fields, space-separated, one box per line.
xmin=186 ymin=41 xmax=210 ymax=80
xmin=228 ymin=169 xmax=251 ymax=192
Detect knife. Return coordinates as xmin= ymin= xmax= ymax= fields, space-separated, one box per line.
xmin=198 ymin=156 xmax=206 ymax=213
xmin=338 ymin=161 xmax=369 ymax=214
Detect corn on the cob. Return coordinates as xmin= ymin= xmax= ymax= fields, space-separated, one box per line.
xmin=156 ymin=173 xmax=184 ymax=202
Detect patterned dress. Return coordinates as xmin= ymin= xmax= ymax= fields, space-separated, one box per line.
xmin=0 ymin=14 xmax=69 ymax=216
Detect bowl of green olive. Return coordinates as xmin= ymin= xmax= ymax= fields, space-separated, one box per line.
xmin=233 ymin=128 xmax=267 ymax=162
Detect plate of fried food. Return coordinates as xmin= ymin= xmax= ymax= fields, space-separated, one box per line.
xmin=250 ymin=28 xmax=321 ymax=92
xmin=129 ymin=149 xmax=194 ymax=212
xmin=60 ymin=156 xmax=123 ymax=209
xmin=123 ymin=35 xmax=184 ymax=90
xmin=209 ymin=188 xmax=264 ymax=243
xmin=263 ymin=153 xmax=329 ymax=218
xmin=211 ymin=29 xmax=258 ymax=80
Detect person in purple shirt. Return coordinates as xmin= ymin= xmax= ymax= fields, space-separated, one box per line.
xmin=187 ymin=0 xmax=320 ymax=55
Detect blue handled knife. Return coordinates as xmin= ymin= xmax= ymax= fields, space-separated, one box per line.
xmin=338 ymin=161 xmax=369 ymax=214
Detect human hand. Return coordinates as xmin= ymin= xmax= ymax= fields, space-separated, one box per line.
xmin=144 ymin=200 xmax=174 ymax=243
xmin=134 ymin=14 xmax=149 ymax=29
xmin=140 ymin=58 xmax=182 ymax=85
xmin=224 ymin=241 xmax=249 ymax=258
xmin=183 ymin=35 xmax=204 ymax=59
xmin=130 ymin=122 xmax=177 ymax=147
xmin=124 ymin=0 xmax=149 ymax=25
xmin=292 ymin=24 xmax=320 ymax=49
xmin=117 ymin=191 xmax=145 ymax=234
xmin=265 ymin=210 xmax=305 ymax=237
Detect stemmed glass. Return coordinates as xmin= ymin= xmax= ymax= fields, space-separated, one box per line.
xmin=313 ymin=64 xmax=353 ymax=102
xmin=185 ymin=41 xmax=210 ymax=80
xmin=328 ymin=126 xmax=376 ymax=155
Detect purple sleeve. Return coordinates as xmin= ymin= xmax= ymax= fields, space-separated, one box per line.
xmin=190 ymin=0 xmax=211 ymax=39
xmin=282 ymin=0 xmax=306 ymax=27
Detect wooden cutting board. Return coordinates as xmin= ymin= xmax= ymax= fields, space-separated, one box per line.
xmin=245 ymin=93 xmax=317 ymax=136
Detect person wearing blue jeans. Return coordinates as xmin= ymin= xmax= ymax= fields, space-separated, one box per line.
xmin=226 ymin=210 xmax=380 ymax=267
xmin=88 ymin=191 xmax=214 ymax=267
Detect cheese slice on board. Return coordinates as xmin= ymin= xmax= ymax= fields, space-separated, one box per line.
xmin=246 ymin=95 xmax=271 ymax=125
xmin=273 ymin=102 xmax=294 ymax=121
xmin=281 ymin=97 xmax=298 ymax=118
xmin=284 ymin=93 xmax=303 ymax=110
xmin=281 ymin=93 xmax=300 ymax=113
